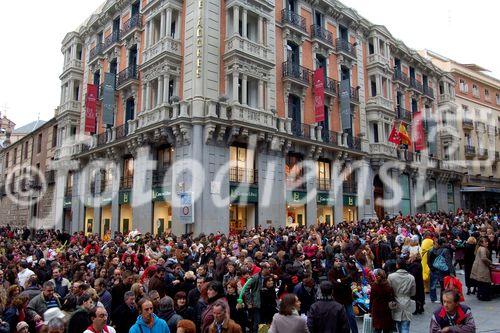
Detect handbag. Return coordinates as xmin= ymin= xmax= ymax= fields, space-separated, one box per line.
xmin=432 ymin=253 xmax=448 ymax=272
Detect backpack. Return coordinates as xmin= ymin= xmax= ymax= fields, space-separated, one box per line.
xmin=432 ymin=252 xmax=448 ymax=272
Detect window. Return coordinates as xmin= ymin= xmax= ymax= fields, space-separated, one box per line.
xmin=286 ymin=153 xmax=303 ymax=188
xmin=447 ymin=183 xmax=455 ymax=213
xmin=229 ymin=146 xmax=255 ymax=183
xmin=372 ymin=123 xmax=379 ymax=143
xmin=13 ymin=148 xmax=17 ymax=165
xmin=5 ymin=152 xmax=9 ymax=168
xmin=52 ymin=126 xmax=58 ymax=147
xmin=317 ymin=160 xmax=331 ymax=191
xmin=24 ymin=141 xmax=29 ymax=159
xmin=485 ymin=89 xmax=490 ymax=101
xmin=472 ymin=84 xmax=479 ymax=98
xmin=37 ymin=133 xmax=42 ymax=153
xmin=400 ymin=174 xmax=411 ymax=216
xmin=462 ymin=105 xmax=470 ymax=119
xmin=496 ymin=93 xmax=500 ymax=105
xmin=459 ymin=79 xmax=468 ymax=93
xmin=157 ymin=147 xmax=172 ymax=170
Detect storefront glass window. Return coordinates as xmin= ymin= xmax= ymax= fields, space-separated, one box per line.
xmin=400 ymin=174 xmax=411 ymax=216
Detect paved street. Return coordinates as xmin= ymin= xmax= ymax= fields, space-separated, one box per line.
xmin=356 ymin=267 xmax=500 ymax=333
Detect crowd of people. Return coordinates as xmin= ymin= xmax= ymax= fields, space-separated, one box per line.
xmin=0 ymin=208 xmax=498 ymax=333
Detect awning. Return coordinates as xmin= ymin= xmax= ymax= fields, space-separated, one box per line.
xmin=461 ymin=186 xmax=500 ymax=193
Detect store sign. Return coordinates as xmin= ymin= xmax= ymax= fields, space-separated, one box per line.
xmin=343 ymin=195 xmax=357 ymax=206
xmin=287 ymin=191 xmax=307 ymax=204
xmin=119 ymin=191 xmax=132 ymax=205
xmin=179 ymin=192 xmax=194 ymax=224
xmin=230 ymin=185 xmax=258 ymax=204
xmin=317 ymin=192 xmax=334 ymax=205
xmin=63 ymin=197 xmax=72 ymax=208
xmin=100 ymin=196 xmax=112 ymax=206
xmin=195 ymin=0 xmax=203 ymax=78
xmin=152 ymin=187 xmax=172 ymax=202
xmin=102 ymin=73 xmax=116 ymax=126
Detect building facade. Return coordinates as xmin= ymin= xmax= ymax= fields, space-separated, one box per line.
xmin=421 ymin=50 xmax=500 ymax=209
xmin=0 ymin=119 xmax=58 ymax=228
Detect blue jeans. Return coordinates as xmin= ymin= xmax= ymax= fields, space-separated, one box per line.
xmin=395 ymin=320 xmax=410 ymax=333
xmin=344 ymin=304 xmax=358 ymax=333
xmin=430 ymin=270 xmax=443 ymax=302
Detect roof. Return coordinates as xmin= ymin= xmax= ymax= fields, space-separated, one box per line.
xmin=13 ymin=120 xmax=47 ymax=134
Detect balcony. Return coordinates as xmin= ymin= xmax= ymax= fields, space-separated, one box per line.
xmin=478 ymin=148 xmax=488 ymax=160
xmin=115 ymin=123 xmax=129 ymax=140
xmin=224 ymin=35 xmax=273 ymax=68
xmin=324 ymin=77 xmax=337 ymax=97
xmin=465 ymin=145 xmax=476 ymax=159
xmin=366 ymin=53 xmax=389 ymax=69
xmin=409 ymin=78 xmax=423 ymax=94
xmin=120 ymin=14 xmax=142 ymax=39
xmin=97 ymin=130 xmax=111 ymax=147
xmin=229 ymin=167 xmax=258 ymax=184
xmin=291 ymin=121 xmax=311 ymax=139
xmin=438 ymin=93 xmax=453 ymax=105
xmin=345 ymin=134 xmax=361 ymax=151
xmin=321 ymin=129 xmax=340 ymax=146
xmin=61 ymin=59 xmax=83 ymax=75
xmin=348 ymin=87 xmax=360 ymax=104
xmin=45 ymin=170 xmax=56 ymax=185
xmin=335 ymin=38 xmax=356 ymax=59
xmin=227 ymin=104 xmax=277 ymax=130
xmin=396 ymin=106 xmax=411 ymax=123
xmin=423 ymin=86 xmax=434 ymax=99
xmin=311 ymin=25 xmax=333 ymax=48
xmin=370 ymin=143 xmax=397 ymax=157
xmin=89 ymin=43 xmax=103 ymax=64
xmin=102 ymin=31 xmax=120 ymax=53
xmin=116 ymin=66 xmax=138 ymax=88
xmin=57 ymin=100 xmax=80 ymax=117
xmin=397 ymin=149 xmax=413 ymax=162
xmin=120 ymin=175 xmax=133 ymax=189
xmin=143 ymin=36 xmax=181 ymax=65
xmin=281 ymin=9 xmax=307 ymax=34
xmin=366 ymin=95 xmax=393 ymax=113
xmin=393 ymin=69 xmax=409 ymax=86
xmin=474 ymin=120 xmax=485 ymax=131
xmin=282 ymin=61 xmax=311 ymax=87
xmin=462 ymin=118 xmax=474 ymax=130
xmin=317 ymin=178 xmax=331 ymax=191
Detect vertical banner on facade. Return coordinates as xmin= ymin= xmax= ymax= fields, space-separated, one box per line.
xmin=340 ymin=79 xmax=351 ymax=130
xmin=412 ymin=111 xmax=426 ymax=151
xmin=179 ymin=192 xmax=194 ymax=224
xmin=85 ymin=84 xmax=97 ymax=133
xmin=313 ymin=67 xmax=325 ymax=123
xmin=102 ymin=73 xmax=116 ymax=126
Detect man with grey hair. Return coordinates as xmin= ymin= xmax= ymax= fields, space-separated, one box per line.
xmin=27 ymin=281 xmax=61 ymax=318
xmin=157 ymin=296 xmax=182 ymax=333
xmin=111 ymin=291 xmax=137 ymax=333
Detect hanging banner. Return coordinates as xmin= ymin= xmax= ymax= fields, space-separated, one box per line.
xmin=340 ymin=79 xmax=351 ymax=130
xmin=85 ymin=84 xmax=97 ymax=133
xmin=313 ymin=67 xmax=325 ymax=123
xmin=102 ymin=73 xmax=116 ymax=126
xmin=388 ymin=121 xmax=401 ymax=145
xmin=412 ymin=111 xmax=426 ymax=151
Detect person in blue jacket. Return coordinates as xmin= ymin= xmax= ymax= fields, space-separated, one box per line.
xmin=129 ymin=297 xmax=170 ymax=333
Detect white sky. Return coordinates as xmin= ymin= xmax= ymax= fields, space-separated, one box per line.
xmin=0 ymin=0 xmax=498 ymax=129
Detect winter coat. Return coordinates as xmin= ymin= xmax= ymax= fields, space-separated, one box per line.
xmin=420 ymin=238 xmax=434 ymax=286
xmin=369 ymin=281 xmax=394 ymax=330
xmin=327 ymin=267 xmax=353 ymax=306
xmin=208 ymin=319 xmax=242 ymax=333
xmin=293 ymin=283 xmax=316 ymax=315
xmin=269 ymin=313 xmax=309 ymax=333
xmin=471 ymin=246 xmax=492 ymax=283
xmin=387 ymin=269 xmax=416 ymax=322
xmin=158 ymin=309 xmax=182 ymax=333
xmin=111 ymin=303 xmax=138 ymax=333
xmin=407 ymin=260 xmax=425 ymax=304
xmin=464 ymin=243 xmax=476 ymax=287
xmin=27 ymin=293 xmax=61 ymax=317
xmin=201 ymin=297 xmax=229 ymax=333
xmin=306 ymin=297 xmax=349 ymax=333
xmin=429 ymin=304 xmax=476 ymax=333
xmin=50 ymin=277 xmax=71 ymax=299
xmin=129 ymin=314 xmax=170 ymax=333
xmin=259 ymin=287 xmax=277 ymax=324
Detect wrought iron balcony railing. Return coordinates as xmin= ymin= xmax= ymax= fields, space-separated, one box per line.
xmin=120 ymin=14 xmax=142 ymax=37
xmin=396 ymin=106 xmax=411 ymax=123
xmin=281 ymin=9 xmax=307 ymax=32
xmin=324 ymin=77 xmax=338 ymax=96
xmin=311 ymin=24 xmax=333 ymax=45
xmin=120 ymin=175 xmax=133 ymax=189
xmin=393 ymin=69 xmax=410 ymax=85
xmin=291 ymin=121 xmax=310 ymax=139
xmin=102 ymin=31 xmax=120 ymax=50
xmin=117 ymin=65 xmax=138 ymax=87
xmin=410 ymin=78 xmax=423 ymax=93
xmin=335 ymin=38 xmax=356 ymax=58
xmin=423 ymin=85 xmax=434 ymax=99
xmin=115 ymin=123 xmax=129 ymax=140
xmin=282 ymin=61 xmax=310 ymax=85
xmin=321 ymin=129 xmax=339 ymax=146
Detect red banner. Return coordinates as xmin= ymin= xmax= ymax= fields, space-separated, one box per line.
xmin=313 ymin=67 xmax=325 ymax=123
xmin=85 ymin=84 xmax=97 ymax=133
xmin=412 ymin=111 xmax=426 ymax=151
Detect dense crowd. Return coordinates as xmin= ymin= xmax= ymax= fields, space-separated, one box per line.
xmin=0 ymin=208 xmax=498 ymax=333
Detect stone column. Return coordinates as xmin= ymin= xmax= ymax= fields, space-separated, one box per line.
xmin=166 ymin=8 xmax=172 ymax=38
xmin=110 ymin=159 xmax=122 ymax=233
xmin=242 ymin=9 xmax=248 ymax=38
xmin=258 ymin=16 xmax=263 ymax=44
xmin=160 ymin=10 xmax=166 ymax=39
xmin=145 ymin=81 xmax=151 ymax=110
xmin=373 ymin=37 xmax=379 ymax=54
xmin=232 ymin=69 xmax=239 ymax=103
xmin=141 ymin=83 xmax=147 ymax=112
xmin=258 ymin=80 xmax=264 ymax=110
xmin=157 ymin=76 xmax=164 ymax=105
xmin=176 ymin=12 xmax=181 ymax=39
xmin=241 ymin=75 xmax=248 ymax=105
xmin=233 ymin=6 xmax=240 ymax=36
xmin=132 ymin=147 xmax=153 ymax=234
xmin=146 ymin=21 xmax=152 ymax=47
xmin=306 ymin=160 xmax=317 ymax=226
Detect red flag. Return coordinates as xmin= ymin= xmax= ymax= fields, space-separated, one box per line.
xmin=85 ymin=84 xmax=97 ymax=133
xmin=412 ymin=111 xmax=426 ymax=151
xmin=314 ymin=67 xmax=325 ymax=123
xmin=388 ymin=122 xmax=401 ymax=144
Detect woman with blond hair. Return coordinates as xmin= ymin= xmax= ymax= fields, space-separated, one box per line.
xmin=131 ymin=282 xmax=146 ymax=303
xmin=464 ymin=236 xmax=477 ymax=295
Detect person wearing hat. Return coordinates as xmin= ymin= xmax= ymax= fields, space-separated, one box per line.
xmin=43 ymin=307 xmax=65 ymax=326
xmin=15 ymin=321 xmax=29 ymax=333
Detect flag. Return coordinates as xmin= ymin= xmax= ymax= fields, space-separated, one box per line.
xmin=399 ymin=123 xmax=411 ymax=146
xmin=313 ymin=67 xmax=325 ymax=122
xmin=85 ymin=84 xmax=97 ymax=133
xmin=412 ymin=111 xmax=426 ymax=151
xmin=388 ymin=122 xmax=401 ymax=144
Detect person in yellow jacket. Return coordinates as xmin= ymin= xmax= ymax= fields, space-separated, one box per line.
xmin=420 ymin=233 xmax=434 ymax=293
